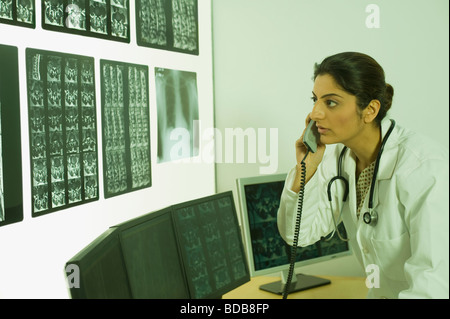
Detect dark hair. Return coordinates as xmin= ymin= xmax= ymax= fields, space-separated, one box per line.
xmin=313 ymin=52 xmax=393 ymax=125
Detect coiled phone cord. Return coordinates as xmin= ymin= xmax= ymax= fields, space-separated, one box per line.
xmin=282 ymin=150 xmax=309 ymax=299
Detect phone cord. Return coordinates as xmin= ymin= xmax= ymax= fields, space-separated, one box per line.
xmin=282 ymin=150 xmax=309 ymax=299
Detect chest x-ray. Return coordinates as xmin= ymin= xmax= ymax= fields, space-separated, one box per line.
xmin=155 ymin=67 xmax=199 ymax=163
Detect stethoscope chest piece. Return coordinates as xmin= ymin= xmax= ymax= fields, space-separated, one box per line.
xmin=363 ymin=210 xmax=378 ymax=226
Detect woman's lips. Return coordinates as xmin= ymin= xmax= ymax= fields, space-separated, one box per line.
xmin=317 ymin=126 xmax=329 ymax=134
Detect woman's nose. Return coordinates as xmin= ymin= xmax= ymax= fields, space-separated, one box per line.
xmin=310 ymin=103 xmax=325 ymax=121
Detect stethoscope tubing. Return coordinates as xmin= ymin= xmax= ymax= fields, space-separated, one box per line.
xmin=327 ymin=119 xmax=396 ymax=232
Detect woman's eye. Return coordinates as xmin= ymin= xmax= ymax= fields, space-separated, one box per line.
xmin=311 ymin=96 xmax=317 ymax=103
xmin=326 ymin=100 xmax=338 ymax=107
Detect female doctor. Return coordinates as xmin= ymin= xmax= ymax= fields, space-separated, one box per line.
xmin=277 ymin=52 xmax=449 ymax=299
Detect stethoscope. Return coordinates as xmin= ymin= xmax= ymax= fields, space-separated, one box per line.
xmin=325 ymin=119 xmax=396 ymax=241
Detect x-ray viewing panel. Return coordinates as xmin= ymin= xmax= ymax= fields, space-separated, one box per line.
xmin=26 ymin=48 xmax=100 ymax=217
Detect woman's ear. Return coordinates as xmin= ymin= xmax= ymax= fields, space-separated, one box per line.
xmin=363 ymin=99 xmax=381 ymax=123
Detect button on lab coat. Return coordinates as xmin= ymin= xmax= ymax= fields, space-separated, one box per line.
xmin=277 ymin=118 xmax=449 ymax=298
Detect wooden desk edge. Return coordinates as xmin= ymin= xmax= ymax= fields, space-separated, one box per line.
xmin=223 ymin=275 xmax=368 ymax=299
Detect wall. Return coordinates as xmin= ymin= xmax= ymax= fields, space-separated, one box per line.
xmin=0 ymin=1 xmax=214 ymax=298
xmin=212 ymin=0 xmax=449 ymax=277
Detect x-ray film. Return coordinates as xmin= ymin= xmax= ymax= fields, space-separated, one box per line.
xmin=0 ymin=0 xmax=35 ymax=28
xmin=0 ymin=100 xmax=4 ymax=222
xmin=42 ymin=0 xmax=129 ymax=43
xmin=101 ymin=60 xmax=152 ymax=198
xmin=136 ymin=0 xmax=198 ymax=55
xmin=155 ymin=67 xmax=199 ymax=163
xmin=26 ymin=48 xmax=99 ymax=217
xmin=1 ymin=44 xmax=24 ymax=227
xmin=0 ymin=44 xmax=23 ymax=226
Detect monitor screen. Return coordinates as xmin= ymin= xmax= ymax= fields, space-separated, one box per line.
xmin=236 ymin=174 xmax=351 ymax=294
xmin=66 ymin=227 xmax=132 ymax=299
xmin=117 ymin=208 xmax=190 ymax=298
xmin=172 ymin=191 xmax=250 ymax=298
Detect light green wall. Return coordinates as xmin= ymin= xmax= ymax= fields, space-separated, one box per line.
xmin=212 ymin=0 xmax=449 ymax=277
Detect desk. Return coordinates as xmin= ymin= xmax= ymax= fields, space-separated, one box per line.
xmin=223 ymin=275 xmax=368 ymax=299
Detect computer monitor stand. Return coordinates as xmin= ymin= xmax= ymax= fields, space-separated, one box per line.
xmin=259 ymin=269 xmax=331 ymax=295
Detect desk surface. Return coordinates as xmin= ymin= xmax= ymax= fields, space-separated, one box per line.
xmin=223 ymin=275 xmax=368 ymax=299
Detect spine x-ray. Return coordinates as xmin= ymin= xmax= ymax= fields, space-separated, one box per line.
xmin=0 ymin=0 xmax=35 ymax=28
xmin=101 ymin=60 xmax=152 ymax=198
xmin=136 ymin=0 xmax=198 ymax=55
xmin=42 ymin=0 xmax=129 ymax=42
xmin=26 ymin=49 xmax=99 ymax=217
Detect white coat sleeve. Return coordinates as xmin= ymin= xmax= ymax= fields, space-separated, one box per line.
xmin=277 ymin=147 xmax=341 ymax=247
xmin=397 ymin=156 xmax=449 ymax=299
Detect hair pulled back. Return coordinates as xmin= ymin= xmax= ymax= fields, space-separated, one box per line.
xmin=313 ymin=52 xmax=393 ymax=125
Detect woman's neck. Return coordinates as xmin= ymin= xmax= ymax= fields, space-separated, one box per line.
xmin=347 ymin=124 xmax=381 ymax=175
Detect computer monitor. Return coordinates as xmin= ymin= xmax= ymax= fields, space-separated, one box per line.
xmin=236 ymin=173 xmax=351 ymax=295
xmin=116 ymin=207 xmax=190 ymax=298
xmin=66 ymin=191 xmax=250 ymax=298
xmin=65 ymin=227 xmax=132 ymax=298
xmin=172 ymin=191 xmax=250 ymax=298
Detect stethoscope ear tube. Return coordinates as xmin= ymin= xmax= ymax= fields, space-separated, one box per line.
xmin=327 ymin=176 xmax=349 ymax=202
xmin=365 ymin=119 xmax=395 ymax=226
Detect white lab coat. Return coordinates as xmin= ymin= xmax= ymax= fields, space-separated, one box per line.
xmin=277 ymin=118 xmax=449 ymax=299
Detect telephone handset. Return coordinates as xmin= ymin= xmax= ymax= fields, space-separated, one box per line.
xmin=302 ymin=120 xmax=319 ymax=153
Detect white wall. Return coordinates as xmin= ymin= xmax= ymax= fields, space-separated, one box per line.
xmin=0 ymin=1 xmax=214 ymax=298
xmin=212 ymin=0 xmax=449 ymax=278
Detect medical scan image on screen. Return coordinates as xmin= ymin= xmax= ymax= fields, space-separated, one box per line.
xmin=237 ymin=174 xmax=351 ymax=294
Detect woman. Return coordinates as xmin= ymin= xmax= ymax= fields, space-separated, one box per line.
xmin=277 ymin=52 xmax=449 ymax=298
